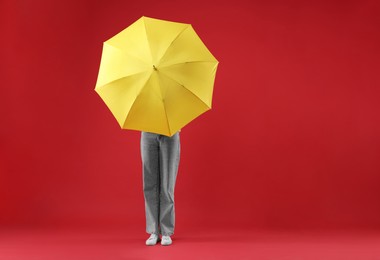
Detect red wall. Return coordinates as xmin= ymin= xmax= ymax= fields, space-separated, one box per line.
xmin=1 ymin=0 xmax=380 ymax=230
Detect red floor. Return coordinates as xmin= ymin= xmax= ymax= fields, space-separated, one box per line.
xmin=1 ymin=226 xmax=379 ymax=260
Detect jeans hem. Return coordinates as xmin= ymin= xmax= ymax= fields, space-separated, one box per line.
xmin=161 ymin=232 xmax=174 ymax=236
xmin=146 ymin=231 xmax=174 ymax=236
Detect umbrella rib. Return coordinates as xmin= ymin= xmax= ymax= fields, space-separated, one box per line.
xmin=158 ymin=71 xmax=212 ymax=110
xmin=142 ymin=19 xmax=154 ymax=65
xmin=159 ymin=60 xmax=217 ymax=69
xmin=122 ymin=72 xmax=154 ymax=129
xmin=156 ymin=25 xmax=190 ymax=65
xmin=162 ymin=100 xmax=172 ymax=136
xmin=104 ymin=43 xmax=151 ymax=67
xmin=95 ymin=70 xmax=149 ymax=90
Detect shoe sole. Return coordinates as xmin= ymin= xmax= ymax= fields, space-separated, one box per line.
xmin=146 ymin=239 xmax=161 ymax=246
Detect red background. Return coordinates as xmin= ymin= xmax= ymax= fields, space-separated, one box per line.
xmin=1 ymin=0 xmax=380 ymax=232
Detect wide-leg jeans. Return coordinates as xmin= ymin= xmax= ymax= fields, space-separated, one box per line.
xmin=141 ymin=131 xmax=180 ymax=236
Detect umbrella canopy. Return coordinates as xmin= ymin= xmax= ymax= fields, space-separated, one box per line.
xmin=95 ymin=16 xmax=219 ymax=136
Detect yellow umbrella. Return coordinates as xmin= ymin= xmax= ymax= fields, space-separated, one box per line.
xmin=95 ymin=16 xmax=219 ymax=136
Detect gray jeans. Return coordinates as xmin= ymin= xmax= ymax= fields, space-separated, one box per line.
xmin=141 ymin=131 xmax=180 ymax=236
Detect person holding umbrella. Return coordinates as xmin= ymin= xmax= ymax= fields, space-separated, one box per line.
xmin=141 ymin=130 xmax=181 ymax=246
xmin=94 ymin=16 xmax=218 ymax=246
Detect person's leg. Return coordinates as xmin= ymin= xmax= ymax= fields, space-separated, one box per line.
xmin=158 ymin=132 xmax=180 ymax=236
xmin=141 ymin=132 xmax=161 ymax=235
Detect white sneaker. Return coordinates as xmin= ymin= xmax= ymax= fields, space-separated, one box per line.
xmin=146 ymin=234 xmax=160 ymax=246
xmin=161 ymin=235 xmax=172 ymax=246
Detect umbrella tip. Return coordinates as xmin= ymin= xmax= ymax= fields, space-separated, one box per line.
xmin=153 ymin=65 xmax=157 ymax=71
